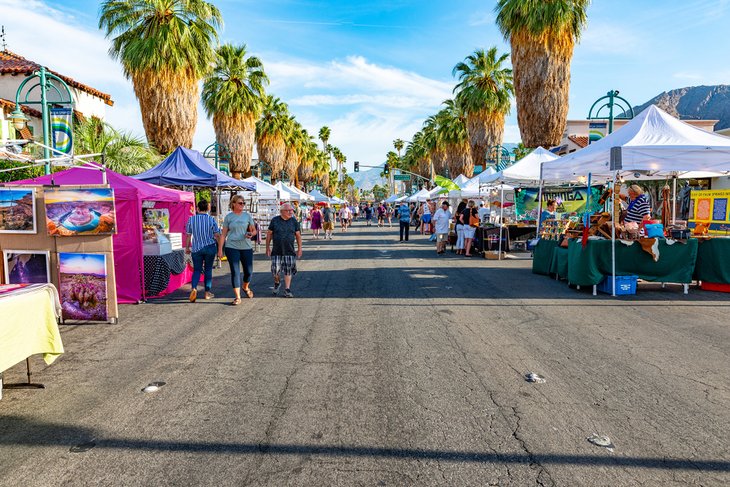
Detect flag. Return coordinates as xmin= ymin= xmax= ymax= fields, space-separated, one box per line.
xmin=50 ymin=107 xmax=73 ymax=155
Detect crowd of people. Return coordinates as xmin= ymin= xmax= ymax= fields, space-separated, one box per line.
xmin=184 ymin=196 xmax=496 ymax=304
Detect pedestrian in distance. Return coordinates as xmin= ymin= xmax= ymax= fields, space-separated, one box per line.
xmin=310 ymin=205 xmax=322 ymax=239
xmin=218 ymin=194 xmax=257 ymax=305
xmin=432 ymin=201 xmax=452 ymax=255
xmin=322 ymin=202 xmax=336 ymax=239
xmin=385 ymin=203 xmax=393 ymax=227
xmin=185 ymin=199 xmax=221 ymax=302
xmin=364 ymin=203 xmax=373 ymax=226
xmin=461 ymin=200 xmax=478 ymax=257
xmin=377 ymin=202 xmax=386 ymax=227
xmin=339 ymin=203 xmax=352 ymax=232
xmin=266 ymin=203 xmax=303 ymax=298
xmin=454 ymin=199 xmax=467 ymax=254
xmin=398 ymin=200 xmax=411 ymax=241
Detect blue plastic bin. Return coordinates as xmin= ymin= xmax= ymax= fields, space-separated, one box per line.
xmin=597 ymin=275 xmax=637 ymax=295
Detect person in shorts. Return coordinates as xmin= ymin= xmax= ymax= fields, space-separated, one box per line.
xmin=339 ymin=203 xmax=352 ymax=232
xmin=431 ymin=201 xmax=452 ymax=254
xmin=266 ymin=203 xmax=303 ymax=298
xmin=322 ymin=202 xmax=335 ymax=239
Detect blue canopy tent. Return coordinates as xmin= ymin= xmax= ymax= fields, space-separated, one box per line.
xmin=133 ymin=147 xmax=255 ymax=190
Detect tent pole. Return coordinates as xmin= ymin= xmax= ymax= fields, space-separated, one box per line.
xmin=611 ymin=171 xmax=617 ymax=297
xmin=498 ymin=185 xmax=504 ymax=260
xmin=536 ymin=162 xmax=545 ymax=232
xmin=672 ymin=175 xmax=677 ymax=226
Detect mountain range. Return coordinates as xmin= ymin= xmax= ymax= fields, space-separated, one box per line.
xmin=631 ymin=85 xmax=730 ymax=130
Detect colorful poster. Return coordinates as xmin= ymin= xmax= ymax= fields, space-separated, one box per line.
xmin=588 ymin=121 xmax=607 ymax=144
xmin=690 ymin=189 xmax=730 ymax=234
xmin=3 ymin=250 xmax=50 ymax=284
xmin=51 ymin=107 xmax=73 ymax=155
xmin=58 ymin=252 xmax=108 ymax=321
xmin=144 ymin=208 xmax=170 ymax=233
xmin=44 ymin=188 xmax=116 ymax=236
xmin=515 ymin=186 xmax=604 ymax=219
xmin=0 ymin=188 xmax=36 ymax=233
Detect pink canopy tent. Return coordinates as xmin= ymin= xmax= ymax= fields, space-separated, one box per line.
xmin=8 ymin=165 xmax=195 ymax=303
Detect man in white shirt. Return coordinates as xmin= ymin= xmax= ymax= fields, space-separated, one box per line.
xmin=477 ymin=201 xmax=489 ymax=224
xmin=431 ymin=201 xmax=452 ymax=255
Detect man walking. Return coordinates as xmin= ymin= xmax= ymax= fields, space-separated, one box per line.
xmin=398 ymin=200 xmax=411 ymax=241
xmin=266 ymin=203 xmax=303 ymax=298
xmin=322 ymin=202 xmax=336 ymax=239
xmin=185 ymin=199 xmax=220 ymax=302
xmin=432 ymin=201 xmax=452 ymax=255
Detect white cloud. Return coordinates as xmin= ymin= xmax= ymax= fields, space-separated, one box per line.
xmin=673 ymin=72 xmax=703 ymax=81
xmin=469 ymin=10 xmax=495 ymax=27
xmin=578 ymin=22 xmax=643 ymax=56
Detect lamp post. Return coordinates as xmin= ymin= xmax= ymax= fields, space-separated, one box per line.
xmin=487 ymin=145 xmax=511 ymax=171
xmin=588 ymin=90 xmax=634 ymax=135
xmin=203 ymin=141 xmax=231 ymax=174
xmin=9 ymin=66 xmax=74 ymax=175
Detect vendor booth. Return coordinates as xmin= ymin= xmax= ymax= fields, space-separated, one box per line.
xmin=535 ymin=105 xmax=730 ymax=295
xmin=7 ymin=166 xmax=195 ymax=303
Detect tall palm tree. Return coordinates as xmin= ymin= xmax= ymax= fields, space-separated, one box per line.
xmin=495 ymin=0 xmax=590 ymax=148
xmin=99 ymin=0 xmax=222 ymax=153
xmin=453 ymin=47 xmax=513 ymax=168
xmin=74 ymin=117 xmax=160 ymax=175
xmin=435 ymin=100 xmax=473 ymax=178
xmin=318 ymin=126 xmax=332 ymax=170
xmin=202 ymin=43 xmax=268 ymax=178
xmin=256 ymin=95 xmax=290 ymax=181
xmin=393 ymin=139 xmax=405 ymax=158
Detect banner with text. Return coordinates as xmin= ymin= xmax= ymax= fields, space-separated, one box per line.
xmin=515 ymin=186 xmax=604 ymax=220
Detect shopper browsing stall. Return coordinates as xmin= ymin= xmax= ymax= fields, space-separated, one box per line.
xmin=432 ymin=201 xmax=452 ymax=255
xmin=623 ymin=185 xmax=652 ymax=223
xmin=185 ymin=199 xmax=220 ymax=302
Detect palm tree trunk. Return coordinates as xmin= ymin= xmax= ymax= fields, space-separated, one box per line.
xmin=256 ymin=134 xmax=286 ymax=177
xmin=214 ymin=112 xmax=256 ymax=179
xmin=132 ymin=68 xmax=199 ymax=154
xmin=511 ymin=31 xmax=573 ymax=148
xmin=467 ymin=110 xmax=506 ymax=167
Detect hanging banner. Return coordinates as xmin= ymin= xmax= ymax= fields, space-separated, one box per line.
xmin=50 ymin=107 xmax=73 ymax=155
xmin=588 ymin=121 xmax=607 ymax=144
xmin=689 ymin=189 xmax=730 ymax=235
xmin=515 ymin=186 xmax=604 ymax=219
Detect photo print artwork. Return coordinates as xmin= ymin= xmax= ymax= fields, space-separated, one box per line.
xmin=44 ymin=188 xmax=116 ymax=236
xmin=3 ymin=250 xmax=50 ymax=285
xmin=0 ymin=188 xmax=36 ymax=233
xmin=58 ymin=252 xmax=108 ymax=321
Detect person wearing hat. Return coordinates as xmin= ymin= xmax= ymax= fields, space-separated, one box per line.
xmin=431 ymin=201 xmax=452 ymax=255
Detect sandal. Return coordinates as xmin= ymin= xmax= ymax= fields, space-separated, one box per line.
xmin=231 ymin=297 xmax=241 ymax=306
xmin=243 ymin=288 xmax=254 ymax=298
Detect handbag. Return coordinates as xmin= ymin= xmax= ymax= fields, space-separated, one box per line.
xmin=469 ymin=213 xmax=480 ymax=227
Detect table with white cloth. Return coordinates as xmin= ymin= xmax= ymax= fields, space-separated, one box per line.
xmin=0 ymin=283 xmax=64 ymax=392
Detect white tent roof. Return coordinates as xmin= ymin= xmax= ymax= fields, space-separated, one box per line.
xmin=280 ymin=182 xmax=314 ymax=201
xmin=384 ymin=194 xmax=401 ymax=203
xmin=480 ymin=147 xmax=560 ymax=186
xmin=273 ymin=181 xmax=299 ymax=201
xmin=242 ymin=176 xmax=280 ymax=199
xmin=407 ymin=188 xmax=430 ymax=202
xmin=542 ymin=105 xmax=730 ymax=180
xmin=464 ymin=166 xmax=497 ymax=187
xmin=308 ymin=189 xmax=332 ymax=203
xmin=453 ymin=174 xmax=470 ymax=187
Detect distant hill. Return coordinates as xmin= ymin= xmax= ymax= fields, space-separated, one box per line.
xmin=349 ymin=164 xmax=387 ymax=191
xmin=631 ymin=85 xmax=730 ymax=130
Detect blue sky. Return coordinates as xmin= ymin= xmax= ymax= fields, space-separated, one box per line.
xmin=2 ymin=0 xmax=729 ymax=171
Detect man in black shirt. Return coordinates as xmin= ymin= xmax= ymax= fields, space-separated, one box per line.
xmin=266 ymin=203 xmax=303 ymax=297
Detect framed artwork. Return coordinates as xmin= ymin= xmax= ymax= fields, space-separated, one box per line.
xmin=0 ymin=188 xmax=36 ymax=233
xmin=44 ymin=188 xmax=116 ymax=236
xmin=58 ymin=252 xmax=108 ymax=321
xmin=3 ymin=250 xmax=50 ymax=284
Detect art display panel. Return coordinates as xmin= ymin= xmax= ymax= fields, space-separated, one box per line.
xmin=45 ymin=188 xmax=116 ymax=236
xmin=3 ymin=250 xmax=50 ymax=284
xmin=58 ymin=252 xmax=108 ymax=321
xmin=0 ymin=188 xmax=36 ymax=234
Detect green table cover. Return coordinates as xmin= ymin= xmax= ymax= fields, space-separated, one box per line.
xmin=549 ymin=246 xmax=569 ymax=279
xmin=567 ymin=238 xmax=698 ymax=286
xmin=532 ymin=239 xmax=559 ymax=275
xmin=694 ymin=238 xmax=730 ymax=284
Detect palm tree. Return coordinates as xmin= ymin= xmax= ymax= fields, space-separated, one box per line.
xmin=99 ymin=0 xmax=222 ymax=153
xmin=74 ymin=117 xmax=161 ymax=175
xmin=495 ymin=0 xmax=589 ymax=148
xmin=319 ymin=126 xmax=332 ymax=170
xmin=256 ymin=95 xmax=290 ymax=181
xmin=393 ymin=139 xmax=405 ymax=158
xmin=435 ymin=99 xmax=472 ymax=178
xmin=453 ymin=47 xmax=513 ymax=168
xmin=202 ymin=43 xmax=268 ymax=178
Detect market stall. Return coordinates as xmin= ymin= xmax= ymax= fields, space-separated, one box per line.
xmin=7 ymin=166 xmax=195 ymax=303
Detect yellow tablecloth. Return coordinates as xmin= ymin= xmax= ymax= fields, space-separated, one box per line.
xmin=0 ymin=284 xmax=64 ymax=372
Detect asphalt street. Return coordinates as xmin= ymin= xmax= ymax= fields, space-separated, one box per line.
xmin=1 ymin=221 xmax=729 ymax=486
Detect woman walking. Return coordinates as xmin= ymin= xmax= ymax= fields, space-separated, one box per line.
xmin=218 ymin=194 xmax=257 ymax=305
xmin=185 ymin=199 xmax=220 ymax=302
xmin=461 ymin=200 xmax=478 ymax=257
xmin=310 ymin=205 xmax=323 ymax=239
xmin=454 ymin=199 xmax=467 ymax=254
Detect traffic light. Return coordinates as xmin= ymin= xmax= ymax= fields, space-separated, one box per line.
xmin=354 ymin=161 xmax=359 ymax=172
xmin=383 ymin=163 xmax=389 ymax=175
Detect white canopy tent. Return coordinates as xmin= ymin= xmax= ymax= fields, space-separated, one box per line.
xmin=384 ymin=194 xmax=402 ymax=204
xmin=480 ymin=147 xmax=561 ymax=186
xmin=308 ymin=189 xmax=332 ymax=203
xmin=242 ymin=176 xmax=280 ymax=199
xmin=273 ymin=181 xmax=299 ymax=201
xmin=453 ymin=174 xmax=471 ymax=187
xmin=464 ymin=167 xmax=497 ymax=187
xmin=280 ymin=182 xmax=314 ymax=201
xmin=407 ymin=188 xmax=430 ymax=202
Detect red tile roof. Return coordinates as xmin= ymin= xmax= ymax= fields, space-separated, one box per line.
xmin=568 ymin=135 xmax=589 ymax=148
xmin=0 ymin=97 xmax=42 ymax=119
xmin=0 ymin=50 xmax=114 ymax=106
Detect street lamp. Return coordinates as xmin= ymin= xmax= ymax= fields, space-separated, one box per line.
xmin=203 ymin=141 xmax=229 ymax=173
xmin=487 ymin=145 xmax=511 ymax=171
xmin=588 ymin=90 xmax=634 ymax=135
xmin=12 ymin=65 xmax=74 ymax=175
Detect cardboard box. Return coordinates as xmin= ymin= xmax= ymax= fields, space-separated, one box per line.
xmin=484 ymin=251 xmax=506 ymax=260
